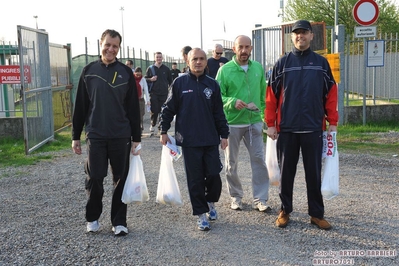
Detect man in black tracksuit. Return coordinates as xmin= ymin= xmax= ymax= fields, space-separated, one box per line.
xmin=159 ymin=48 xmax=229 ymax=231
xmin=145 ymin=52 xmax=172 ymax=134
xmin=72 ymin=29 xmax=141 ymax=236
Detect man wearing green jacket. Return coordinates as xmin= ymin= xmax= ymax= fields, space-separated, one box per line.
xmin=216 ymin=35 xmax=270 ymax=212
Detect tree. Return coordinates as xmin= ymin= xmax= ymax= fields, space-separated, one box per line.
xmin=284 ymin=0 xmax=399 ymax=36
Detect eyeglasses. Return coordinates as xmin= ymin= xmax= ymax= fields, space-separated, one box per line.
xmin=215 ymin=52 xmax=223 ymax=55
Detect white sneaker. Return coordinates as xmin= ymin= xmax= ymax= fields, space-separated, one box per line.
xmin=207 ymin=202 xmax=218 ymax=221
xmin=112 ymin=225 xmax=128 ymax=236
xmin=197 ymin=214 xmax=211 ymax=231
xmin=231 ymin=198 xmax=243 ymax=210
xmin=149 ymin=125 xmax=155 ymax=132
xmin=253 ymin=201 xmax=272 ymax=212
xmin=87 ymin=220 xmax=100 ymax=232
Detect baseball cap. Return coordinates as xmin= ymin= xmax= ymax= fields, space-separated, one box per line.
xmin=292 ymin=20 xmax=312 ymax=32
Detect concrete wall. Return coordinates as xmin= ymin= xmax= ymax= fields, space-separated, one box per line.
xmin=0 ymin=117 xmax=24 ymax=138
xmin=344 ymin=105 xmax=399 ymax=124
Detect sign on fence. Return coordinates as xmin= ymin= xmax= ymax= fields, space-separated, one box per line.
xmin=355 ymin=26 xmax=377 ymax=38
xmin=367 ymin=40 xmax=385 ymax=67
xmin=0 ymin=65 xmax=31 ymax=84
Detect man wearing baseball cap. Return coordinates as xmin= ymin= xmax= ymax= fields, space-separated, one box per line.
xmin=291 ymin=19 xmax=312 ymax=32
xmin=265 ymin=20 xmax=338 ymax=230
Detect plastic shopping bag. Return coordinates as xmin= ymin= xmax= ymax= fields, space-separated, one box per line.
xmin=122 ymin=145 xmax=149 ymax=204
xmin=322 ymin=131 xmax=337 ymax=158
xmin=165 ymin=135 xmax=182 ymax=161
xmin=265 ymin=136 xmax=281 ymax=186
xmin=156 ymin=138 xmax=183 ymax=206
xmin=321 ymin=132 xmax=339 ymax=200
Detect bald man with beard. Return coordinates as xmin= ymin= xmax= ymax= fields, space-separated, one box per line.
xmin=216 ymin=35 xmax=270 ymax=213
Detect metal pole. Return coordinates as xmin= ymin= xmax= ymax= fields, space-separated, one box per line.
xmin=33 ymin=16 xmax=38 ymax=29
xmin=336 ymin=25 xmax=345 ymax=126
xmin=85 ymin=37 xmax=88 ymax=65
xmin=332 ymin=0 xmax=338 ymax=52
xmin=334 ymin=0 xmax=338 ymax=26
xmin=200 ymin=0 xmax=203 ymax=49
xmin=278 ymin=0 xmax=284 ymax=21
xmin=363 ymin=38 xmax=367 ymax=125
xmin=120 ymin=7 xmax=125 ymax=59
xmin=373 ymin=66 xmax=376 ymax=105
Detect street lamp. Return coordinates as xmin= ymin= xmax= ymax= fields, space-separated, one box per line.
xmin=33 ymin=15 xmax=38 ymax=29
xmin=120 ymin=7 xmax=125 ymax=59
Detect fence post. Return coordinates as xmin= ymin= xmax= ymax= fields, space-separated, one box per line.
xmin=335 ymin=25 xmax=345 ymax=125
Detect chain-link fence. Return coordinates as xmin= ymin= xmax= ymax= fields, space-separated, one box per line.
xmin=17 ymin=26 xmax=53 ymax=154
xmin=70 ymin=45 xmax=187 ymax=110
xmin=0 ymin=38 xmax=185 ymax=141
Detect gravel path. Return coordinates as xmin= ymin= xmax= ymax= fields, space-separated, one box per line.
xmin=1 ymin=122 xmax=398 ymax=265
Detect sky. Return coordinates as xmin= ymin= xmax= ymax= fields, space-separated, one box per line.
xmin=0 ymin=0 xmax=283 ymax=59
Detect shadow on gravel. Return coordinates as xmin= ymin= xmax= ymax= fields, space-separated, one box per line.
xmin=0 ymin=113 xmax=398 ymax=265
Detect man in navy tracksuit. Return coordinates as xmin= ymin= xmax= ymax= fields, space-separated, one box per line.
xmin=160 ymin=48 xmax=229 ymax=231
xmin=266 ymin=20 xmax=338 ymax=230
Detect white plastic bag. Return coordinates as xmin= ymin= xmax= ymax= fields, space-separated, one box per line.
xmin=321 ymin=132 xmax=339 ymax=200
xmin=156 ymin=139 xmax=183 ymax=207
xmin=122 ymin=145 xmax=149 ymax=204
xmin=165 ymin=135 xmax=182 ymax=161
xmin=265 ymin=136 xmax=281 ymax=186
xmin=322 ymin=131 xmax=337 ymax=158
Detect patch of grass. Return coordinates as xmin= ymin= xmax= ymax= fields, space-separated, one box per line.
xmin=337 ymin=121 xmax=399 ymax=156
xmin=344 ymin=92 xmax=399 ymax=106
xmin=0 ymin=128 xmax=72 ymax=168
xmin=345 ymin=99 xmax=399 ymax=106
xmin=1 ymin=121 xmax=398 ymax=169
xmin=263 ymin=121 xmax=398 ymax=157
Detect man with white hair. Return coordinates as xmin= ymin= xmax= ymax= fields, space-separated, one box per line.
xmin=207 ymin=44 xmax=229 ymax=79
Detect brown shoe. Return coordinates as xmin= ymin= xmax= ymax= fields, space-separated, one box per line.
xmin=310 ymin=217 xmax=332 ymax=230
xmin=276 ymin=210 xmax=289 ymax=228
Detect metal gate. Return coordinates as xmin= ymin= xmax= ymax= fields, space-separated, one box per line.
xmin=18 ymin=26 xmax=53 ymax=155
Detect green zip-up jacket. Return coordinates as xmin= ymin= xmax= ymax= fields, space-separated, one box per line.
xmin=216 ymin=56 xmax=266 ymax=125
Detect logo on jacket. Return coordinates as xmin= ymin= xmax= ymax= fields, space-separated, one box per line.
xmin=203 ymin=88 xmax=212 ymax=99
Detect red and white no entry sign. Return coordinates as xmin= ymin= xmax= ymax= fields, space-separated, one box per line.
xmin=353 ymin=0 xmax=379 ymax=26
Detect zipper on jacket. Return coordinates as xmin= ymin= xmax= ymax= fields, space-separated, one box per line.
xmin=299 ymin=52 xmax=306 ymax=131
xmin=196 ymin=77 xmax=200 ymax=96
xmin=112 ymin=71 xmax=117 ymax=84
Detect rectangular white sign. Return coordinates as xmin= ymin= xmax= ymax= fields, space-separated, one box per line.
xmin=367 ymin=40 xmax=385 ymax=67
xmin=355 ymin=26 xmax=377 ymax=38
